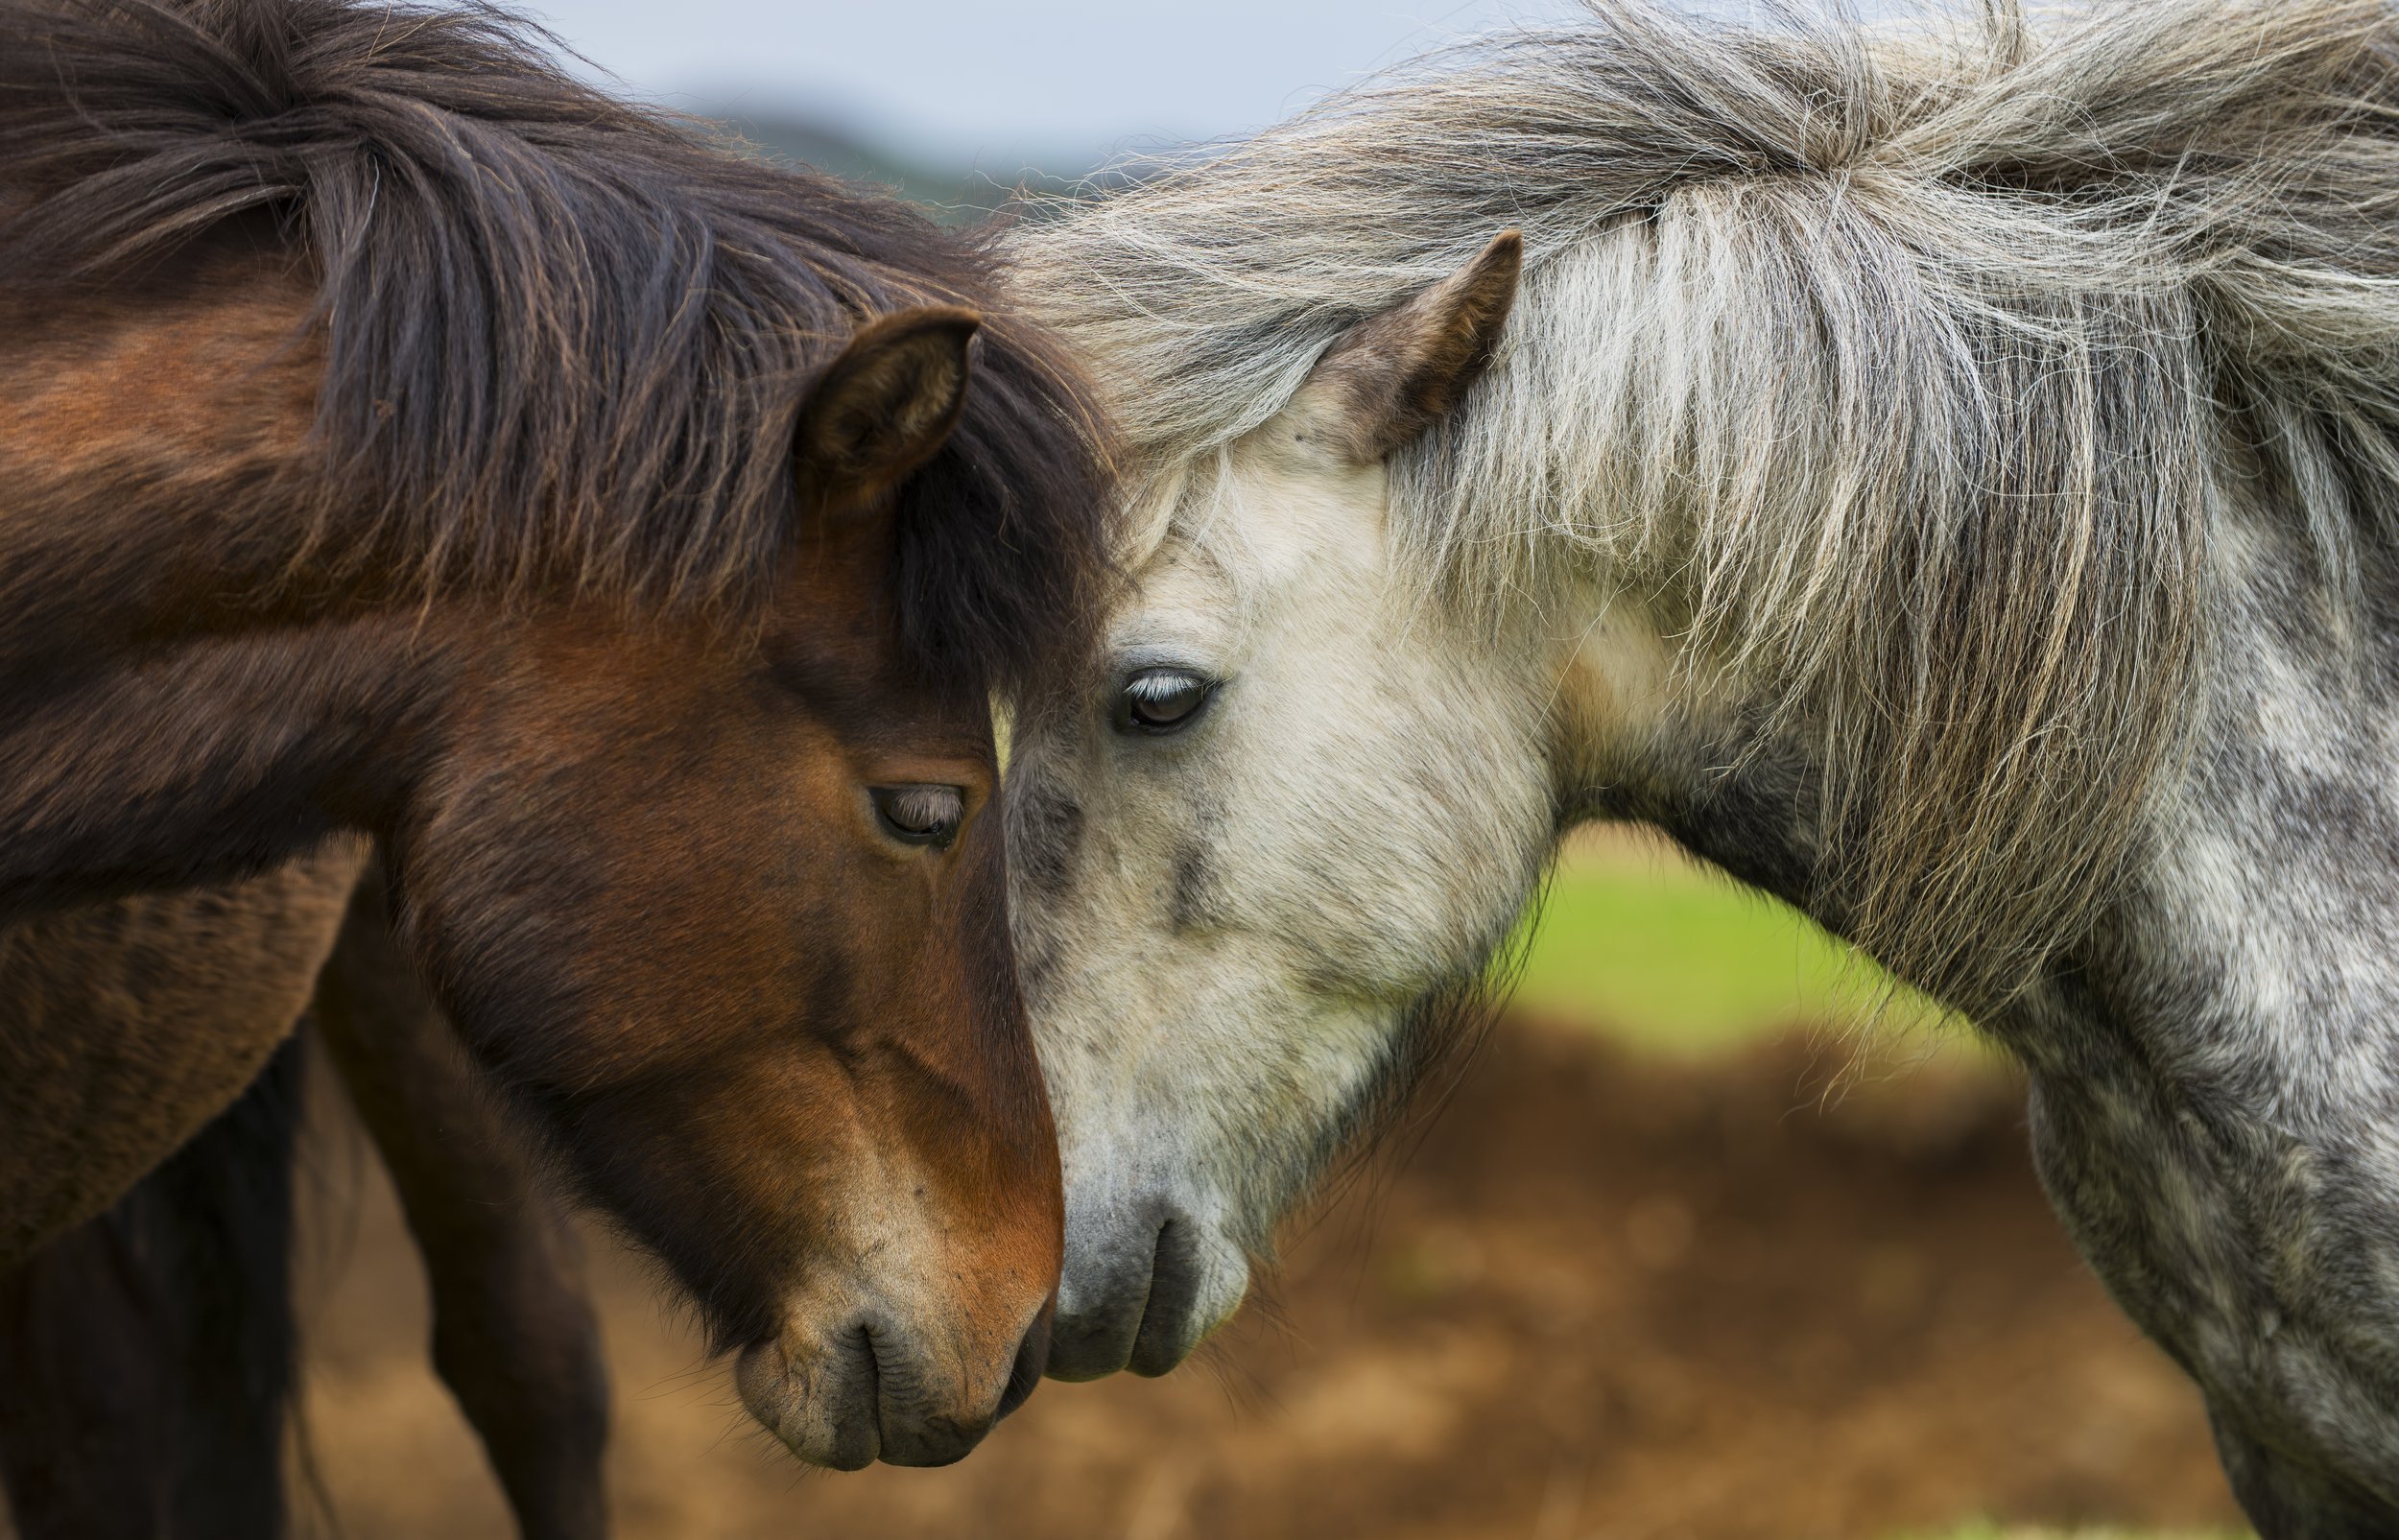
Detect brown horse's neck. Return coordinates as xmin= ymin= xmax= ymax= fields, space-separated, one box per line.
xmin=0 ymin=259 xmax=453 ymax=915
xmin=0 ymin=612 xmax=455 ymax=918
xmin=0 ymin=252 xmax=331 ymax=652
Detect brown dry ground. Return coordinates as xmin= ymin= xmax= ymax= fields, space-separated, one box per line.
xmin=290 ymin=1015 xmax=2246 ymax=1540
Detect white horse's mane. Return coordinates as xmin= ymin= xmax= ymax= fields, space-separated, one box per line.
xmin=1010 ymin=0 xmax=2399 ymax=1007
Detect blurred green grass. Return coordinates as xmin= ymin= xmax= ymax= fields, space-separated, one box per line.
xmin=1507 ymin=828 xmax=1950 ymax=1053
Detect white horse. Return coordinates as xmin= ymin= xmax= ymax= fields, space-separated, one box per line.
xmin=1006 ymin=2 xmax=2399 ymax=1532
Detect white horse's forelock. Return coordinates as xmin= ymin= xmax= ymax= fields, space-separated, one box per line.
xmin=1009 ymin=0 xmax=2399 ymax=1009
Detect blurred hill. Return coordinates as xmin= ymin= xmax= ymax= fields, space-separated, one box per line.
xmin=717 ymin=111 xmax=1009 ymax=212
xmin=712 ymin=109 xmax=1158 ymax=221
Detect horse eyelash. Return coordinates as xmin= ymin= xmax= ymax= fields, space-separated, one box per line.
xmin=1127 ymin=669 xmax=1202 ymax=700
xmin=882 ymin=786 xmax=961 ymax=828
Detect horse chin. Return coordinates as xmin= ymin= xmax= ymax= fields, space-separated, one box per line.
xmin=734 ymin=1282 xmax=1055 ymax=1469
xmin=1047 ymin=1195 xmax=1252 ymax=1382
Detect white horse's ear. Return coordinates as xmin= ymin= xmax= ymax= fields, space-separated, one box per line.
xmin=1291 ymin=229 xmax=1521 ymax=463
xmin=795 ymin=305 xmax=980 ymax=515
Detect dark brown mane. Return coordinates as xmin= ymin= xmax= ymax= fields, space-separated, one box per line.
xmin=0 ymin=0 xmax=1113 ymax=691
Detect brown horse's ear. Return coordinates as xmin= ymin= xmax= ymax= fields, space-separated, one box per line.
xmin=794 ymin=305 xmax=982 ymax=515
xmin=1290 ymin=229 xmax=1521 ymax=463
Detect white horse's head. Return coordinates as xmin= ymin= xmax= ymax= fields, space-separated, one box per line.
xmin=1009 ymin=235 xmax=1627 ymax=1376
xmin=1008 ymin=0 xmax=2236 ymax=1381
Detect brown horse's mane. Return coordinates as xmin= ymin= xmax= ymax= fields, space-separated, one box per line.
xmin=0 ymin=0 xmax=1113 ymax=690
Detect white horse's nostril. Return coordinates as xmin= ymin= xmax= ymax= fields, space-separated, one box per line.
xmin=1127 ymin=1216 xmax=1203 ymax=1377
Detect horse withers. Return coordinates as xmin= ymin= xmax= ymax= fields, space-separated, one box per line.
xmin=1005 ymin=2 xmax=2399 ymax=1532
xmin=0 ymin=0 xmax=1113 ymax=1471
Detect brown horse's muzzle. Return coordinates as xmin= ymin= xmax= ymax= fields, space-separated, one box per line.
xmin=729 ymin=1142 xmax=1060 ymax=1458
xmin=734 ymin=1286 xmax=1056 ymax=1458
xmin=996 ymin=1291 xmax=1055 ymax=1422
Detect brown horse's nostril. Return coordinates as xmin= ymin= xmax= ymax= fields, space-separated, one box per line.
xmin=996 ymin=1292 xmax=1056 ymax=1421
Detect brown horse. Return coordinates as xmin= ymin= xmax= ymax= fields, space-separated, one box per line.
xmin=3 ymin=866 xmax=610 ymax=1540
xmin=0 ymin=0 xmax=1113 ymax=1471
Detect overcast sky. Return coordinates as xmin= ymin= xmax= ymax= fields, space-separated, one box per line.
xmin=519 ymin=0 xmax=1599 ymax=169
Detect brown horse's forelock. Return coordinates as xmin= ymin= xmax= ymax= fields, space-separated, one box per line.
xmin=0 ymin=0 xmax=1115 ymax=695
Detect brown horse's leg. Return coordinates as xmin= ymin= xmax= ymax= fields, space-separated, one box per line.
xmin=312 ymin=871 xmax=611 ymax=1540
xmin=0 ymin=1034 xmax=306 ymax=1540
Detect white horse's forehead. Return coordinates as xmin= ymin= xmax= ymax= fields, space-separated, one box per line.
xmin=1224 ymin=432 xmax=1388 ymax=578
xmin=1105 ymin=428 xmax=1391 ymax=659
xmin=1105 ymin=541 xmax=1231 ymax=658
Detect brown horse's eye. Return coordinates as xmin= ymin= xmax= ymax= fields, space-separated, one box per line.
xmin=1116 ymin=667 xmax=1217 ymax=735
xmin=871 ymin=785 xmax=964 ymax=849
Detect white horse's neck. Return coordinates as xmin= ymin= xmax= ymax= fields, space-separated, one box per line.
xmin=1531 ymin=496 xmax=2399 ymax=1524
xmin=1543 ymin=579 xmax=1837 ymax=935
xmin=2004 ymin=504 xmax=2399 ymax=1517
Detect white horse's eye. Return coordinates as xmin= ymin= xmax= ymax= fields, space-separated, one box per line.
xmin=1117 ymin=667 xmax=1217 ymax=735
xmin=870 ymin=784 xmax=964 ymax=848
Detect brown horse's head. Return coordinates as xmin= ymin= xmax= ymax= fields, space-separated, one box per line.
xmin=388 ymin=311 xmax=1067 ymax=1467
xmin=0 ymin=0 xmax=1114 ymax=1468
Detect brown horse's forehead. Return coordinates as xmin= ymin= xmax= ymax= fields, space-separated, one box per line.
xmin=766 ymin=642 xmax=995 ymax=755
xmin=758 ymin=525 xmax=997 ymax=738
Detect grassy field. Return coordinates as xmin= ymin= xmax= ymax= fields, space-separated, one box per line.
xmin=1508 ymin=827 xmax=1953 ymax=1051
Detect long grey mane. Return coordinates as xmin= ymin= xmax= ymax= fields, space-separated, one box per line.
xmin=1011 ymin=0 xmax=2399 ymax=1008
